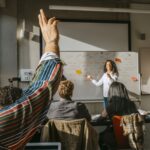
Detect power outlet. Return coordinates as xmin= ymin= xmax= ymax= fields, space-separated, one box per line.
xmin=20 ymin=69 xmax=34 ymax=82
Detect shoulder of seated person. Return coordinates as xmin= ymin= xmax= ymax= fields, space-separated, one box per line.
xmin=129 ymin=100 xmax=137 ymax=106
xmin=56 ymin=100 xmax=75 ymax=105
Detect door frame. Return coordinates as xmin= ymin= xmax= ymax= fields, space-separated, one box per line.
xmin=139 ymin=47 xmax=150 ymax=95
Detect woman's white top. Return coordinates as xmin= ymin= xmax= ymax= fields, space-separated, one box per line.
xmin=91 ymin=72 xmax=118 ymax=97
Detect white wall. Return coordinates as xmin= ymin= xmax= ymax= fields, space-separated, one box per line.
xmin=131 ymin=4 xmax=150 ymax=51
xmin=131 ymin=5 xmax=150 ymax=149
xmin=131 ymin=4 xmax=150 ymax=96
xmin=19 ymin=38 xmax=40 ymax=70
xmin=18 ymin=34 xmax=40 ymax=88
xmin=0 ymin=15 xmax=17 ymax=86
xmin=58 ymin=22 xmax=129 ymax=51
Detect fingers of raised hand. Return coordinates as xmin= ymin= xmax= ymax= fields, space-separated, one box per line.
xmin=38 ymin=9 xmax=47 ymax=28
xmin=48 ymin=17 xmax=56 ymax=25
xmin=40 ymin=9 xmax=48 ymax=25
xmin=38 ymin=9 xmax=58 ymax=29
xmin=53 ymin=20 xmax=59 ymax=26
xmin=38 ymin=14 xmax=42 ymax=28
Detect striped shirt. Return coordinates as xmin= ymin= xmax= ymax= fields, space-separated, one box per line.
xmin=0 ymin=52 xmax=63 ymax=149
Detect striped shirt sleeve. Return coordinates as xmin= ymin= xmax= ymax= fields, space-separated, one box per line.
xmin=0 ymin=53 xmax=63 ymax=149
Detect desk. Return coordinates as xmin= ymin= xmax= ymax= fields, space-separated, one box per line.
xmin=144 ymin=114 xmax=150 ymax=123
xmin=91 ymin=117 xmax=111 ymax=126
xmin=91 ymin=114 xmax=150 ymax=126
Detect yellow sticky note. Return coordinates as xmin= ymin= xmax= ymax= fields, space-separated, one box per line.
xmin=76 ymin=70 xmax=82 ymax=75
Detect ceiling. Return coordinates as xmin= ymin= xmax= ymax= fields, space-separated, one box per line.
xmin=49 ymin=0 xmax=150 ymax=5
xmin=14 ymin=0 xmax=150 ymax=29
xmin=120 ymin=0 xmax=150 ymax=4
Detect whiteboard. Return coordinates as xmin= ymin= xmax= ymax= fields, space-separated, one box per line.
xmin=55 ymin=51 xmax=140 ymax=100
xmin=58 ymin=22 xmax=129 ymax=51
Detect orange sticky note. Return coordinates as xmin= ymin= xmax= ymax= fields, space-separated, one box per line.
xmin=115 ymin=58 xmax=122 ymax=63
xmin=131 ymin=76 xmax=138 ymax=81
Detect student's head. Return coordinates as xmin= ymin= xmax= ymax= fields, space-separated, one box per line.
xmin=104 ymin=60 xmax=118 ymax=75
xmin=58 ymin=80 xmax=74 ymax=100
xmin=108 ymin=82 xmax=137 ymax=115
xmin=0 ymin=86 xmax=22 ymax=108
xmin=108 ymin=82 xmax=129 ymax=100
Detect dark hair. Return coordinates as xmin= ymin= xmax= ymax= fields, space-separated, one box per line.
xmin=104 ymin=60 xmax=119 ymax=76
xmin=108 ymin=82 xmax=129 ymax=100
xmin=107 ymin=82 xmax=137 ymax=116
xmin=0 ymin=86 xmax=22 ymax=107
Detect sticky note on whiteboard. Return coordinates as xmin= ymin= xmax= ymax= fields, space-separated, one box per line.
xmin=114 ymin=57 xmax=122 ymax=63
xmin=131 ymin=76 xmax=138 ymax=81
xmin=75 ymin=69 xmax=82 ymax=75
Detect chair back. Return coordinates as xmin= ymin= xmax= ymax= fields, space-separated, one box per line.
xmin=41 ymin=119 xmax=98 ymax=150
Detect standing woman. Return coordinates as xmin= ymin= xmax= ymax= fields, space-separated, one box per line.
xmin=87 ymin=60 xmax=119 ymax=108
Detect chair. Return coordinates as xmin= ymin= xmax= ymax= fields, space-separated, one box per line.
xmin=121 ymin=113 xmax=144 ymax=150
xmin=40 ymin=118 xmax=98 ymax=150
xmin=112 ymin=116 xmax=130 ymax=149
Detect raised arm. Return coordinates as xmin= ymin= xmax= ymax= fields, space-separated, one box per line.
xmin=87 ymin=74 xmax=103 ymax=86
xmin=0 ymin=9 xmax=62 ymax=149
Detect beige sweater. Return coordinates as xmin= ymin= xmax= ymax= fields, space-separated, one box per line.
xmin=41 ymin=119 xmax=98 ymax=150
xmin=121 ymin=113 xmax=145 ymax=150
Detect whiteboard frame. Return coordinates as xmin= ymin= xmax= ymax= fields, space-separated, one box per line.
xmin=57 ymin=51 xmax=141 ymax=101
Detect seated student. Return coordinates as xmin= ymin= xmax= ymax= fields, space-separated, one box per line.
xmin=0 ymin=86 xmax=22 ymax=149
xmin=47 ymin=80 xmax=91 ymax=122
xmin=99 ymin=82 xmax=138 ymax=150
xmin=0 ymin=86 xmax=22 ymax=109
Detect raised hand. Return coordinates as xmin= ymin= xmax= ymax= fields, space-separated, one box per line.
xmin=87 ymin=75 xmax=93 ymax=80
xmin=38 ymin=9 xmax=59 ymax=56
